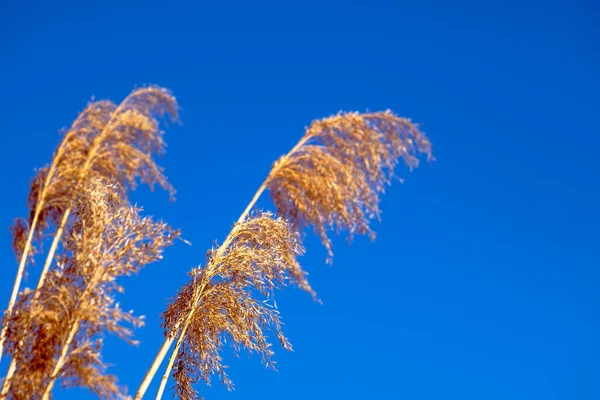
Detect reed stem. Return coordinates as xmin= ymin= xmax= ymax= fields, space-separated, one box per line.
xmin=0 ymin=358 xmax=16 ymax=399
xmin=0 ymin=129 xmax=70 ymax=366
xmin=0 ymin=212 xmax=40 ymax=367
xmin=145 ymin=136 xmax=311 ymax=400
xmin=40 ymin=319 xmax=81 ymax=400
xmin=1 ymin=88 xmax=155 ymax=395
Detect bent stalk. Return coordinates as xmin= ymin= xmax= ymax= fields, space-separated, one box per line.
xmin=0 ymin=129 xmax=75 ymax=365
xmin=139 ymin=138 xmax=310 ymax=400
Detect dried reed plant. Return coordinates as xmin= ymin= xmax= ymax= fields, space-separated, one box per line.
xmin=159 ymin=212 xmax=313 ymax=399
xmin=2 ymin=177 xmax=178 ymax=400
xmin=0 ymin=85 xmax=178 ymax=368
xmin=1 ymin=100 xmax=116 ymax=365
xmin=135 ymin=111 xmax=432 ymax=400
xmin=268 ymin=112 xmax=432 ymax=260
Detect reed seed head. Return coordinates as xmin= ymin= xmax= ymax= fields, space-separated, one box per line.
xmin=162 ymin=212 xmax=311 ymax=399
xmin=4 ymin=177 xmax=178 ymax=399
xmin=268 ymin=111 xmax=432 ymax=260
xmin=10 ymin=86 xmax=178 ymax=267
xmin=87 ymin=86 xmax=179 ymax=200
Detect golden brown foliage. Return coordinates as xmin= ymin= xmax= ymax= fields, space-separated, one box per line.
xmin=3 ymin=177 xmax=179 ymax=399
xmin=9 ymin=86 xmax=177 ymax=267
xmin=149 ymin=111 xmax=431 ymax=399
xmin=30 ymin=101 xmax=117 ymax=236
xmin=3 ymin=91 xmax=432 ymax=400
xmin=2 ymin=85 xmax=178 ymax=374
xmin=85 ymin=86 xmax=178 ymax=198
xmin=9 ymin=100 xmax=116 ymax=266
xmin=161 ymin=213 xmax=312 ymax=399
xmin=268 ymin=111 xmax=432 ymax=259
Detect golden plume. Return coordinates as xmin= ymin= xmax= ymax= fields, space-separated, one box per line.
xmin=2 ymin=100 xmax=117 ymax=365
xmin=1 ymin=85 xmax=178 ymax=397
xmin=161 ymin=213 xmax=311 ymax=399
xmin=135 ymin=111 xmax=432 ymax=400
xmin=3 ymin=177 xmax=178 ymax=399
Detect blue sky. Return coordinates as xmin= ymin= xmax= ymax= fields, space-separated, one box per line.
xmin=1 ymin=0 xmax=599 ymax=399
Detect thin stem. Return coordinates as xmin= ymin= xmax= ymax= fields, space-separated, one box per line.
xmin=40 ymin=319 xmax=81 ymax=400
xmin=30 ymin=90 xmax=126 ymax=292
xmin=154 ymin=274 xmax=210 ymax=400
xmin=0 ymin=211 xmax=40 ymax=367
xmin=0 ymin=358 xmax=16 ymax=399
xmin=144 ymin=180 xmax=269 ymax=400
xmin=35 ymin=210 xmax=71 ymax=292
xmin=1 ymin=205 xmax=72 ymax=397
xmin=40 ymin=248 xmax=105 ymax=400
xmin=33 ymin=87 xmax=157 ymax=294
xmin=2 ymin=89 xmax=148 ymax=392
xmin=2 ymin=210 xmax=77 ymax=398
xmin=235 ymin=132 xmax=310 ymax=226
xmin=0 ymin=106 xmax=95 ymax=366
xmin=3 ymin=211 xmax=76 ymax=396
xmin=0 ymin=139 xmax=70 ymax=367
xmin=145 ymin=135 xmax=312 ymax=400
xmin=133 ymin=337 xmax=175 ymax=400
xmin=155 ymin=318 xmax=190 ymax=400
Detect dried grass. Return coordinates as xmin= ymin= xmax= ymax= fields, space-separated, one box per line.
xmin=269 ymin=111 xmax=432 ymax=260
xmin=19 ymin=100 xmax=118 ymax=248
xmin=162 ymin=213 xmax=312 ymax=399
xmin=10 ymin=85 xmax=176 ymax=281
xmin=1 ymin=99 xmax=117 ymax=366
xmin=1 ymin=85 xmax=179 ymax=399
xmin=2 ymin=89 xmax=433 ymax=400
xmin=144 ymin=111 xmax=431 ymax=400
xmin=3 ymin=177 xmax=178 ymax=399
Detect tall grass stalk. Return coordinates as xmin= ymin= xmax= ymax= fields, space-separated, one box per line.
xmin=0 ymin=100 xmax=116 ymax=366
xmin=1 ymin=95 xmax=433 ymax=400
xmin=138 ymin=111 xmax=432 ymax=399
xmin=1 ymin=86 xmax=179 ymax=399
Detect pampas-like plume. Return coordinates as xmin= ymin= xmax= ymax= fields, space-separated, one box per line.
xmin=2 ymin=177 xmax=178 ymax=400
xmin=268 ymin=112 xmax=432 ymax=260
xmin=1 ymin=86 xmax=178 ymax=367
xmin=135 ymin=111 xmax=432 ymax=400
xmin=1 ymin=100 xmax=116 ymax=365
xmin=31 ymin=85 xmax=177 ymax=290
xmin=160 ymin=213 xmax=312 ymax=399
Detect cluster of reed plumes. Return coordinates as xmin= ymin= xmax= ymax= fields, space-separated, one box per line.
xmin=160 ymin=213 xmax=312 ymax=399
xmin=5 ymin=178 xmax=178 ymax=399
xmin=0 ymin=85 xmax=179 ymax=399
xmin=0 ymin=84 xmax=432 ymax=400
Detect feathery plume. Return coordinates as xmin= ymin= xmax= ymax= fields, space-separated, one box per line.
xmin=136 ymin=111 xmax=431 ymax=400
xmin=2 ymin=177 xmax=178 ymax=400
xmin=160 ymin=213 xmax=311 ymax=399
xmin=1 ymin=85 xmax=178 ymax=368
xmin=1 ymin=99 xmax=116 ymax=367
xmin=268 ymin=111 xmax=432 ymax=260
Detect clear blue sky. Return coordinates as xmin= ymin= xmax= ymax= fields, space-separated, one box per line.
xmin=1 ymin=0 xmax=598 ymax=399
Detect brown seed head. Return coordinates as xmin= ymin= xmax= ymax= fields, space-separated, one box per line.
xmin=268 ymin=111 xmax=432 ymax=260
xmin=162 ymin=213 xmax=311 ymax=399
xmin=10 ymin=86 xmax=178 ymax=266
xmin=87 ymin=86 xmax=179 ymax=200
xmin=4 ymin=177 xmax=178 ymax=399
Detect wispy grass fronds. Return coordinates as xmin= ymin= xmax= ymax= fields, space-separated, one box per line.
xmin=18 ymin=100 xmax=117 ymax=247
xmin=137 ymin=111 xmax=432 ymax=400
xmin=268 ymin=111 xmax=432 ymax=260
xmin=1 ymin=100 xmax=116 ymax=365
xmin=2 ymin=177 xmax=178 ymax=400
xmin=159 ymin=213 xmax=312 ymax=399
xmin=1 ymin=86 xmax=178 ymax=368
xmin=85 ymin=85 xmax=178 ymax=199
